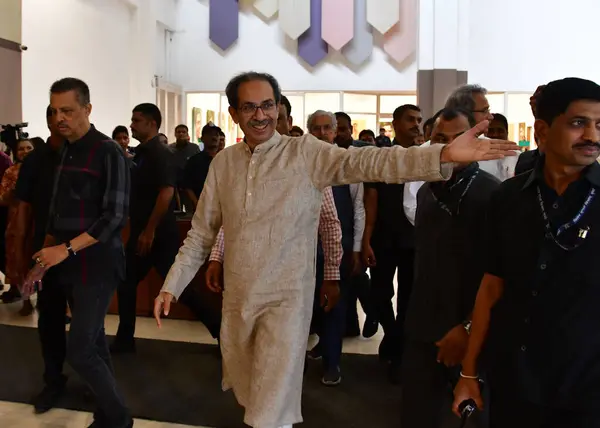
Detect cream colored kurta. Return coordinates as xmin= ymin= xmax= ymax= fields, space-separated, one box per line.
xmin=161 ymin=132 xmax=452 ymax=428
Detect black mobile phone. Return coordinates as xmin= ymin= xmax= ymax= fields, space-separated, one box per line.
xmin=457 ymin=399 xmax=476 ymax=428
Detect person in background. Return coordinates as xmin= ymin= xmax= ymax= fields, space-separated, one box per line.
xmin=446 ymin=84 xmax=519 ymax=181
xmin=362 ymin=104 xmax=423 ymax=383
xmin=486 ymin=113 xmax=509 ymax=140
xmin=218 ymin=129 xmax=226 ymax=152
xmin=423 ymin=116 xmax=436 ymax=142
xmin=169 ymin=124 xmax=200 ymax=212
xmin=111 ymin=103 xmax=178 ymax=354
xmin=33 ymin=77 xmax=131 ymax=427
xmin=112 ymin=125 xmax=133 ymax=158
xmin=358 ymin=129 xmax=376 ymax=144
xmin=453 ymin=77 xmax=600 ymax=428
xmin=401 ymin=108 xmax=498 ymax=428
xmin=334 ymin=112 xmax=372 ymax=148
xmin=514 ymin=84 xmax=546 ymax=175
xmin=181 ymin=124 xmax=222 ymax=210
xmin=306 ymin=109 xmax=365 ymax=385
xmin=290 ymin=125 xmax=304 ymax=137
xmin=158 ymin=133 xmax=169 ymax=144
xmin=415 ymin=131 xmax=425 ymax=145
xmin=375 ymin=127 xmax=392 ymax=147
xmin=12 ymin=106 xmax=69 ymax=414
xmin=0 ymin=138 xmax=36 ymax=315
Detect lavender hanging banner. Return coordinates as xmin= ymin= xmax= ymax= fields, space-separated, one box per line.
xmin=209 ymin=0 xmax=239 ymax=51
xmin=298 ymin=0 xmax=328 ymax=66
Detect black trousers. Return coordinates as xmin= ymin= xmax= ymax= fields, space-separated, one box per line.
xmin=178 ymin=276 xmax=222 ymax=339
xmin=345 ymin=270 xmax=372 ymax=333
xmin=490 ymin=394 xmax=600 ymax=428
xmin=115 ymin=232 xmax=179 ymax=344
xmin=369 ymin=246 xmax=415 ymax=359
xmin=66 ymin=274 xmax=130 ymax=426
xmin=400 ymin=340 xmax=487 ymax=428
xmin=37 ymin=268 xmax=68 ymax=388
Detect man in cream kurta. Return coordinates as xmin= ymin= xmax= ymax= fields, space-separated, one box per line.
xmin=154 ymin=72 xmax=517 ymax=428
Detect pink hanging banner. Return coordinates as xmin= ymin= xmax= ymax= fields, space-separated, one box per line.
xmin=321 ymin=0 xmax=354 ymax=51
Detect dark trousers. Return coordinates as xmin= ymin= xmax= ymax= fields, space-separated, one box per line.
xmin=313 ymin=253 xmax=350 ymax=370
xmin=178 ymin=273 xmax=222 ymax=339
xmin=37 ymin=269 xmax=68 ymax=387
xmin=345 ymin=270 xmax=372 ymax=333
xmin=66 ymin=275 xmax=130 ymax=426
xmin=400 ymin=340 xmax=487 ymax=428
xmin=490 ymin=395 xmax=600 ymax=428
xmin=369 ymin=247 xmax=415 ymax=359
xmin=115 ymin=232 xmax=179 ymax=344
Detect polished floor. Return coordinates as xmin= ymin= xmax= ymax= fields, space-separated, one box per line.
xmin=0 ymin=282 xmax=383 ymax=427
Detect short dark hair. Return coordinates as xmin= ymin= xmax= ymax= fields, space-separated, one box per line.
xmin=46 ymin=105 xmax=53 ymax=118
xmin=218 ymin=130 xmax=225 ymax=137
xmin=359 ymin=129 xmax=375 ymax=140
xmin=290 ymin=126 xmax=304 ymax=136
xmin=133 ymin=103 xmax=162 ymax=130
xmin=50 ymin=77 xmax=90 ymax=106
xmin=423 ymin=116 xmax=436 ymax=131
xmin=280 ymin=95 xmax=292 ymax=117
xmin=379 ymin=127 xmax=385 ymax=132
xmin=201 ymin=123 xmax=221 ymax=138
xmin=537 ymin=77 xmax=600 ymax=125
xmin=225 ymin=72 xmax=282 ymax=108
xmin=175 ymin=124 xmax=188 ymax=132
xmin=335 ymin=111 xmax=352 ymax=126
xmin=112 ymin=125 xmax=129 ymax=139
xmin=29 ymin=137 xmax=46 ymax=150
xmin=436 ymin=108 xmax=476 ymax=128
xmin=393 ymin=104 xmax=421 ymax=121
xmin=491 ymin=113 xmax=508 ymax=130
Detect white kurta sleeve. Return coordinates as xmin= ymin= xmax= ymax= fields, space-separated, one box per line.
xmin=403 ymin=180 xmax=424 ymax=226
xmin=351 ymin=183 xmax=365 ymax=252
xmin=161 ymin=163 xmax=223 ymax=300
xmin=299 ymin=134 xmax=453 ymax=190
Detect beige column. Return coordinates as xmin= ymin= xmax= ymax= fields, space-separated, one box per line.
xmin=0 ymin=0 xmax=23 ymax=124
xmin=416 ymin=0 xmax=469 ymax=120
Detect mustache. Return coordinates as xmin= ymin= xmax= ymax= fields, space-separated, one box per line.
xmin=249 ymin=119 xmax=271 ymax=127
xmin=573 ymin=141 xmax=600 ymax=149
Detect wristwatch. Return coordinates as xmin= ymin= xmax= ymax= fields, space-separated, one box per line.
xmin=66 ymin=241 xmax=77 ymax=257
xmin=462 ymin=320 xmax=472 ymax=334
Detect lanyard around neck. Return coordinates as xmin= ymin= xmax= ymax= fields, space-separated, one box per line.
xmin=431 ymin=170 xmax=479 ymax=216
xmin=536 ymin=185 xmax=595 ymax=251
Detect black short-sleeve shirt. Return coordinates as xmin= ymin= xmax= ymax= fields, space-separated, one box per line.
xmin=130 ymin=136 xmax=177 ymax=237
xmin=182 ymin=150 xmax=213 ymax=198
xmin=485 ymin=156 xmax=600 ymax=410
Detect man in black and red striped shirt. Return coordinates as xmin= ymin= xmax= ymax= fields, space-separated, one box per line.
xmin=33 ymin=78 xmax=132 ymax=428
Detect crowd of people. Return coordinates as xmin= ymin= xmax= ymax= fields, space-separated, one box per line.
xmin=0 ymin=73 xmax=598 ymax=428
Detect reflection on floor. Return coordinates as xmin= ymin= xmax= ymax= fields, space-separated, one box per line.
xmin=0 ymin=282 xmax=384 ymax=427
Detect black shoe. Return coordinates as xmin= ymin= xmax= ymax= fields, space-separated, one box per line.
xmin=110 ymin=339 xmax=136 ymax=354
xmin=307 ymin=343 xmax=322 ymax=361
xmin=362 ymin=317 xmax=379 ymax=338
xmin=1 ymin=286 xmax=21 ymax=303
xmin=32 ymin=382 xmax=66 ymax=414
xmin=321 ymin=366 xmax=342 ymax=386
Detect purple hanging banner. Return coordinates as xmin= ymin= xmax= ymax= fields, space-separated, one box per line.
xmin=209 ymin=0 xmax=239 ymax=51
xmin=298 ymin=0 xmax=328 ymax=67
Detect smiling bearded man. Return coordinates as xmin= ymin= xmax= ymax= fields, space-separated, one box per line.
xmin=153 ymin=71 xmax=518 ymax=428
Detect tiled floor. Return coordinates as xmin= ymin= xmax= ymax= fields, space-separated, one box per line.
xmin=0 ymin=281 xmax=384 ymax=427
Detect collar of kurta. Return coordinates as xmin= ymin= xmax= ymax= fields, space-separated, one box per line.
xmin=243 ymin=131 xmax=282 ymax=153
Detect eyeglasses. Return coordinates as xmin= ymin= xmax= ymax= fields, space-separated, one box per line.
xmin=239 ymin=100 xmax=276 ymax=115
xmin=310 ymin=124 xmax=334 ymax=133
xmin=472 ymin=107 xmax=491 ymax=114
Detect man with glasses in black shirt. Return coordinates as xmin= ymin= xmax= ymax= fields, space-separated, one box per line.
xmin=33 ymin=78 xmax=131 ymax=427
xmin=401 ymin=108 xmax=498 ymax=428
xmin=454 ymin=77 xmax=600 ymax=427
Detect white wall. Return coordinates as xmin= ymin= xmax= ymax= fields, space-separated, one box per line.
xmin=173 ymin=0 xmax=418 ymax=93
xmin=468 ymin=0 xmax=600 ymax=91
xmin=21 ymin=0 xmax=179 ymax=139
